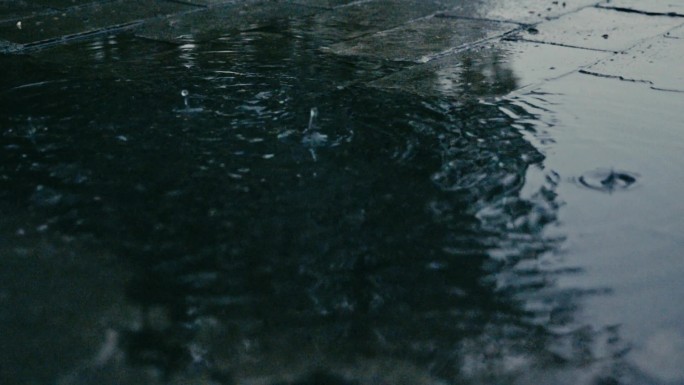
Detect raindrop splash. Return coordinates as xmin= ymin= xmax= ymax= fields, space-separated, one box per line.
xmin=302 ymin=107 xmax=327 ymax=161
xmin=175 ymin=89 xmax=204 ymax=114
xmin=577 ymin=168 xmax=639 ymax=193
xmin=307 ymin=107 xmax=318 ymax=132
xmin=181 ymin=89 xmax=189 ymax=108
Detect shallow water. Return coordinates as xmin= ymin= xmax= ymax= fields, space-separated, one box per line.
xmin=0 ymin=10 xmax=682 ymax=385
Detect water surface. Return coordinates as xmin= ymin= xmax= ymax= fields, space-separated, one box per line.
xmin=0 ymin=11 xmax=681 ymax=385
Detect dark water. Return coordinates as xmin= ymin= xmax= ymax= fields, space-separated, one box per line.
xmin=0 ymin=14 xmax=675 ymax=385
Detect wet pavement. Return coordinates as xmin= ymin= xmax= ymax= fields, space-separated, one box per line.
xmin=1 ymin=1 xmax=684 ymax=385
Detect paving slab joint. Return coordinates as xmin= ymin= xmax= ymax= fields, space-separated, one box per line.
xmin=7 ymin=21 xmax=143 ymax=54
xmin=578 ymin=69 xmax=654 ymax=85
xmin=595 ymin=5 xmax=684 ymax=18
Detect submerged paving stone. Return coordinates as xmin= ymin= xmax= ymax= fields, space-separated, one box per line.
xmin=597 ymin=0 xmax=684 ymax=16
xmin=136 ymin=0 xmax=317 ymax=43
xmin=302 ymin=0 xmax=459 ymax=43
xmin=585 ymin=32 xmax=684 ymax=92
xmin=443 ymin=0 xmax=599 ymax=24
xmin=0 ymin=0 xmax=196 ymax=46
xmin=171 ymin=0 xmax=236 ymax=5
xmin=0 ymin=3 xmax=49 ymax=24
xmin=26 ymin=0 xmax=104 ymax=10
xmin=327 ymin=15 xmax=516 ymax=63
xmin=291 ymin=0 xmax=360 ymax=9
xmin=369 ymin=40 xmax=608 ymax=97
xmin=513 ymin=6 xmax=684 ymax=51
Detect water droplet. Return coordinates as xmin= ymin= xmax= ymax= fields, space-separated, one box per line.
xmin=307 ymin=107 xmax=318 ymax=132
xmin=181 ymin=89 xmax=189 ymax=97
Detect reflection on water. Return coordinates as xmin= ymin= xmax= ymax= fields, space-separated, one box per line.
xmin=0 ymin=21 xmax=624 ymax=385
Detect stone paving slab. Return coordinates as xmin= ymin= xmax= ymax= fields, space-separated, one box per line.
xmin=512 ymin=6 xmax=684 ymax=52
xmin=327 ymin=15 xmax=516 ymax=63
xmin=27 ymin=0 xmax=105 ymax=10
xmin=597 ymin=0 xmax=684 ymax=16
xmin=584 ymin=30 xmax=684 ymax=92
xmin=443 ymin=0 xmax=600 ymax=24
xmin=368 ymin=40 xmax=608 ymax=97
xmin=301 ymin=0 xmax=459 ymax=43
xmin=0 ymin=0 xmax=196 ymax=47
xmin=135 ymin=1 xmax=317 ymax=43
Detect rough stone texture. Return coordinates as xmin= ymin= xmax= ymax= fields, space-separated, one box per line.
xmin=597 ymin=0 xmax=684 ymax=16
xmin=586 ymin=32 xmax=684 ymax=92
xmin=369 ymin=40 xmax=608 ymax=97
xmin=0 ymin=0 xmax=196 ymax=46
xmin=135 ymin=1 xmax=317 ymax=43
xmin=327 ymin=15 xmax=516 ymax=63
xmin=443 ymin=0 xmax=600 ymax=24
xmin=513 ymin=6 xmax=684 ymax=51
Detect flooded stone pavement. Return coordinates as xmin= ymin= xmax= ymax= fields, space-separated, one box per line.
xmin=1 ymin=1 xmax=684 ymax=385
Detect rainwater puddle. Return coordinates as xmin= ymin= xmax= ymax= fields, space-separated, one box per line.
xmin=1 ymin=9 xmax=682 ymax=385
xmin=511 ymin=73 xmax=684 ymax=385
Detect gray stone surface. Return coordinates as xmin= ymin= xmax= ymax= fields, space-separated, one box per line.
xmin=369 ymin=40 xmax=608 ymax=97
xmin=443 ymin=0 xmax=600 ymax=24
xmin=597 ymin=0 xmax=684 ymax=16
xmin=0 ymin=0 xmax=196 ymax=46
xmin=513 ymin=6 xmax=684 ymax=51
xmin=586 ymin=32 xmax=684 ymax=92
xmin=327 ymin=15 xmax=516 ymax=63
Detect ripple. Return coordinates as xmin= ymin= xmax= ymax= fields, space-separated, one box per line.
xmin=577 ymin=168 xmax=639 ymax=193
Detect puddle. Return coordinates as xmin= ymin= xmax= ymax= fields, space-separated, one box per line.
xmin=1 ymin=5 xmax=683 ymax=385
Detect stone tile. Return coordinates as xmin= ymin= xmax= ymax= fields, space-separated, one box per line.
xmin=586 ymin=33 xmax=684 ymax=92
xmin=597 ymin=0 xmax=684 ymax=16
xmin=0 ymin=3 xmax=50 ymax=24
xmin=0 ymin=0 xmax=196 ymax=46
xmin=136 ymin=1 xmax=317 ymax=43
xmin=28 ymin=0 xmax=103 ymax=10
xmin=369 ymin=40 xmax=608 ymax=97
xmin=514 ymin=6 xmax=684 ymax=51
xmin=443 ymin=0 xmax=600 ymax=24
xmin=302 ymin=0 xmax=457 ymax=43
xmin=327 ymin=15 xmax=516 ymax=63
